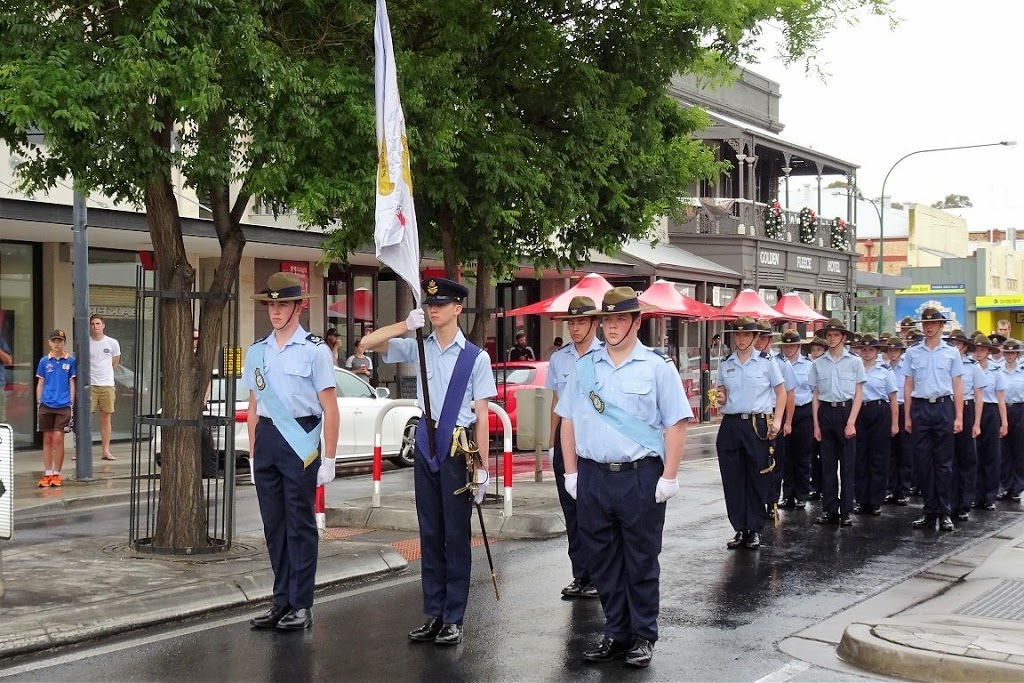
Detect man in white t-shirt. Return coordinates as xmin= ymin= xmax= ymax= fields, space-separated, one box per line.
xmin=89 ymin=314 xmax=121 ymax=460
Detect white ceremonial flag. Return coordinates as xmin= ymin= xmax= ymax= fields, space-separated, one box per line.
xmin=374 ymin=0 xmax=421 ymax=308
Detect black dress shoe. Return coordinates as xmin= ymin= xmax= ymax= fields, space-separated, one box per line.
xmin=408 ymin=616 xmax=443 ymax=642
xmin=838 ymin=514 xmax=853 ymax=527
xmin=561 ymin=578 xmax=585 ymax=598
xmin=851 ymin=504 xmax=867 ymax=515
xmin=939 ymin=516 xmax=955 ymax=532
xmin=794 ymin=500 xmax=806 ymax=509
xmin=983 ymin=503 xmax=997 ymax=511
xmin=883 ymin=493 xmax=897 ymax=505
xmin=434 ymin=622 xmax=463 ymax=646
xmin=894 ymin=495 xmax=908 ymax=506
xmin=1013 ymin=493 xmax=1022 ymax=502
xmin=726 ymin=531 xmax=745 ymax=549
xmin=580 ymin=583 xmax=600 ymax=598
xmin=997 ymin=491 xmax=1011 ymax=501
xmin=276 ymin=608 xmax=312 ymax=630
xmin=583 ymin=636 xmax=632 ymax=662
xmin=807 ymin=491 xmax=821 ymax=501
xmin=956 ymin=510 xmax=969 ymax=521
xmin=743 ymin=532 xmax=761 ymax=549
xmin=624 ymin=637 xmax=654 ymax=668
xmin=778 ymin=499 xmax=795 ymax=510
xmin=814 ymin=513 xmax=838 ymax=525
xmin=912 ymin=514 xmax=937 ymax=529
xmin=250 ymin=604 xmax=290 ymax=629
xmin=871 ymin=507 xmax=882 ymax=516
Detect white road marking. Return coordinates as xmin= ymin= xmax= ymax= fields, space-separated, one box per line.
xmin=754 ymin=660 xmax=812 ymax=683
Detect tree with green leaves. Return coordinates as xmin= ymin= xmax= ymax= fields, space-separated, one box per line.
xmin=0 ymin=0 xmax=890 ymax=551
xmin=931 ymin=193 xmax=973 ymax=209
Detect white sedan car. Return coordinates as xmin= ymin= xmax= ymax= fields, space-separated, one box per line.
xmin=154 ymin=367 xmax=421 ymax=472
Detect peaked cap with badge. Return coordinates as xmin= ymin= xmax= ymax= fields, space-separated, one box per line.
xmin=586 ymin=286 xmax=655 ymax=316
xmin=251 ymin=272 xmax=314 ymax=302
xmin=554 ymin=296 xmax=598 ymax=319
xmin=422 ymin=277 xmax=469 ymax=305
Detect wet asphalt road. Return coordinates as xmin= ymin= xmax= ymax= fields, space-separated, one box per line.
xmin=4 ymin=441 xmax=1021 ymax=682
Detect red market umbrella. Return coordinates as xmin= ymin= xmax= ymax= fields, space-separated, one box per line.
xmin=501 ymin=272 xmax=614 ymax=317
xmin=773 ymin=292 xmax=829 ymax=323
xmin=715 ymin=288 xmax=784 ymax=321
xmin=638 ymin=280 xmax=720 ymax=319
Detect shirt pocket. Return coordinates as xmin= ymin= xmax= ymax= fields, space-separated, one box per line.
xmin=619 ymin=378 xmax=655 ymax=415
xmin=837 ymin=367 xmax=858 ymax=395
xmin=283 ymin=356 xmax=312 ymax=379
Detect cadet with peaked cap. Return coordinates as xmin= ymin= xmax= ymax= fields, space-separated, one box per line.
xmin=851 ymin=335 xmax=898 ymax=516
xmin=904 ymin=307 xmax=964 ymax=532
xmin=556 ymin=287 xmax=690 ymax=668
xmin=998 ymin=339 xmax=1024 ymax=503
xmin=883 ymin=338 xmax=913 ymax=505
xmin=714 ymin=316 xmax=786 ymax=549
xmin=243 ymin=273 xmax=340 ymax=631
xmin=754 ymin=321 xmax=795 ymax=511
xmin=947 ymin=332 xmax=987 ymax=522
xmin=546 ymin=296 xmax=603 ymax=600
xmin=776 ymin=330 xmax=815 ymax=509
xmin=808 ymin=318 xmax=866 ymax=526
xmin=968 ymin=334 xmax=1006 ymax=516
xmin=363 ymin=277 xmax=497 ymax=646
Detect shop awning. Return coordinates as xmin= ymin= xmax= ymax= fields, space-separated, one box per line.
xmin=617 ymin=240 xmax=741 ymax=281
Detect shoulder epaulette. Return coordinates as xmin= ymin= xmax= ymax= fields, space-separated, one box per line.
xmin=964 ymin=357 xmax=977 ymax=364
xmin=723 ymin=351 xmax=734 ymax=361
xmin=254 ymin=334 xmax=270 ymax=344
xmin=759 ymin=350 xmax=771 ymax=359
xmin=306 ymin=333 xmax=324 ymax=345
xmin=880 ymin=363 xmax=891 ymax=370
xmin=651 ymin=348 xmax=673 ymax=364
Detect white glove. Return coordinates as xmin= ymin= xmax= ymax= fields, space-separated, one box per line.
xmin=317 ymin=457 xmax=337 ymax=486
xmin=548 ymin=447 xmax=554 ymax=461
xmin=474 ymin=468 xmax=489 ymax=505
xmin=248 ymin=458 xmax=254 ymax=482
xmin=564 ymin=472 xmax=578 ymax=500
xmin=405 ymin=308 xmax=425 ymax=331
xmin=655 ymin=477 xmax=679 ymax=504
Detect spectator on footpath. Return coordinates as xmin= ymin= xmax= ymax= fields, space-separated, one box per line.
xmin=345 ymin=337 xmax=373 ymax=379
xmin=35 ymin=329 xmax=76 ymax=487
xmin=0 ymin=332 xmax=12 ymax=422
xmin=508 ymin=331 xmax=536 ymax=361
xmin=88 ymin=314 xmax=121 ymax=460
xmin=545 ymin=336 xmax=563 ymax=360
xmin=325 ymin=327 xmax=343 ymax=365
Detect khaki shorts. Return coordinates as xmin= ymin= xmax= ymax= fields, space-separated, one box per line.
xmin=38 ymin=405 xmax=72 ymax=432
xmin=91 ymin=385 xmax=116 ymax=413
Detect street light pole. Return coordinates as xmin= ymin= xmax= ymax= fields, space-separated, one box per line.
xmin=877 ymin=141 xmax=1017 ymax=275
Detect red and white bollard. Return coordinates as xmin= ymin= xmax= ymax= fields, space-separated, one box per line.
xmin=315 ymin=484 xmax=326 ymax=538
xmin=371 ymin=432 xmax=383 ymax=508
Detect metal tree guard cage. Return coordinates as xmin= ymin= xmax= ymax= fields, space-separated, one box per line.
xmin=129 ymin=267 xmax=240 ymax=554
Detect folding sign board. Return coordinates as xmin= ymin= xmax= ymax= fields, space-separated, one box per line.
xmin=0 ymin=424 xmax=12 ymax=540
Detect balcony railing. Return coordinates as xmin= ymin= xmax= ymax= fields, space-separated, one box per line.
xmin=670 ymin=198 xmax=856 ymax=252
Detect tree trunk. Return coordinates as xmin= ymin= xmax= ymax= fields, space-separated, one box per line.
xmin=469 ymin=261 xmax=493 ymax=348
xmin=439 ymin=204 xmax=458 ymax=280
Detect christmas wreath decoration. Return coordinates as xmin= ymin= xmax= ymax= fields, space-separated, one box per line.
xmin=798 ymin=207 xmax=817 ymax=244
xmin=763 ymin=200 xmax=783 ymax=239
xmin=831 ymin=217 xmax=850 ymax=251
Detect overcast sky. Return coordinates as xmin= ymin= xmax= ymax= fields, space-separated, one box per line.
xmin=747 ymin=0 xmax=1022 ymax=230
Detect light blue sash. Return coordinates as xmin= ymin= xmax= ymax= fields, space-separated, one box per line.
xmin=575 ymin=353 xmax=665 ymax=458
xmin=251 ymin=342 xmax=322 ymax=467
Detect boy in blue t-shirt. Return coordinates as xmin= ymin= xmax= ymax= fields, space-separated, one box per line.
xmin=35 ymin=329 xmax=76 ymax=487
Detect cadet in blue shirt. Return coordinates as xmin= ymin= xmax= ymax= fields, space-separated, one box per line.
xmin=998 ymin=339 xmax=1024 ymax=503
xmin=883 ymin=339 xmax=914 ymax=505
xmin=947 ymin=332 xmax=985 ymax=522
xmin=557 ymin=287 xmax=690 ymax=669
xmin=546 ymin=295 xmax=603 ymax=600
xmin=808 ymin=318 xmax=866 ymax=526
xmin=35 ymin=329 xmax=76 ymax=488
xmin=364 ymin=277 xmax=496 ymax=647
xmin=243 ymin=273 xmax=340 ymax=632
xmin=754 ymin=321 xmax=795 ymax=513
xmin=904 ymin=307 xmax=964 ymax=532
xmin=714 ymin=316 xmax=785 ymax=550
xmin=852 ymin=335 xmax=898 ymax=516
xmin=777 ymin=331 xmax=815 ymax=509
xmin=967 ymin=334 xmax=1006 ymax=515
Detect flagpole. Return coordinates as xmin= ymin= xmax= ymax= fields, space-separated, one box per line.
xmin=416 ymin=328 xmax=435 ymax=458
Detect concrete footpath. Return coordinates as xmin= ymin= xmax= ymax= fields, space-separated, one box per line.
xmin=3 ymin=438 xmax=1024 ymax=681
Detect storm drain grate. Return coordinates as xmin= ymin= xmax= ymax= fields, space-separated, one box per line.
xmin=955 ymin=580 xmax=1024 ymax=622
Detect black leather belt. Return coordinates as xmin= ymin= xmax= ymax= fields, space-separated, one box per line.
xmin=921 ymin=396 xmax=950 ymax=404
xmin=259 ymin=415 xmax=321 ymax=428
xmin=724 ymin=413 xmax=771 ymax=421
xmin=589 ymin=457 xmax=660 ymax=472
xmin=825 ymin=401 xmax=849 ymax=408
xmin=862 ymin=399 xmax=886 ymax=406
xmin=964 ymin=399 xmax=974 ymax=404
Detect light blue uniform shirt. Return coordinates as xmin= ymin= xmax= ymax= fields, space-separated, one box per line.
xmin=904 ymin=342 xmax=964 ymax=399
xmin=978 ymin=362 xmax=1004 ymax=403
xmin=808 ymin=350 xmax=867 ymax=402
xmin=861 ymin=362 xmax=897 ymax=402
xmin=787 ymin=354 xmax=814 ymax=407
xmin=242 ymin=326 xmax=336 ymax=418
xmin=1002 ymin=363 xmax=1024 ymax=404
xmin=959 ymin=358 xmax=987 ymax=399
xmin=555 ymin=341 xmax=692 ymax=463
xmin=717 ymin=351 xmax=784 ymax=415
xmin=383 ymin=329 xmax=497 ymax=427
xmin=889 ymin=356 xmax=908 ymax=404
xmin=546 ymin=337 xmax=603 ymax=397
xmin=773 ymin=352 xmax=798 ymax=393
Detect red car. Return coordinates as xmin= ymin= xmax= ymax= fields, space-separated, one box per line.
xmin=489 ymin=361 xmax=549 ymax=447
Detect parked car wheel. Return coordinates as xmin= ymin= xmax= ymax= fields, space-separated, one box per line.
xmin=391 ymin=417 xmax=418 ymax=467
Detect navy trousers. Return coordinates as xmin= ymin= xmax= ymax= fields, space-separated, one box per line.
xmin=887 ymin=404 xmax=913 ymax=497
xmin=577 ymin=456 xmax=665 ymax=643
xmin=951 ymin=401 xmax=978 ymax=514
xmin=254 ymin=419 xmax=321 ymax=610
xmin=414 ymin=443 xmax=473 ymax=624
xmin=909 ymin=399 xmax=955 ymax=516
xmin=552 ymin=423 xmax=589 ymax=583
xmin=975 ymin=402 xmax=1003 ymax=506
xmin=782 ymin=403 xmax=813 ymax=503
xmin=716 ymin=413 xmax=772 ymax=532
xmin=817 ymin=402 xmax=856 ymax=516
xmin=855 ymin=401 xmax=891 ymax=509
xmin=1002 ymin=404 xmax=1024 ymax=497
